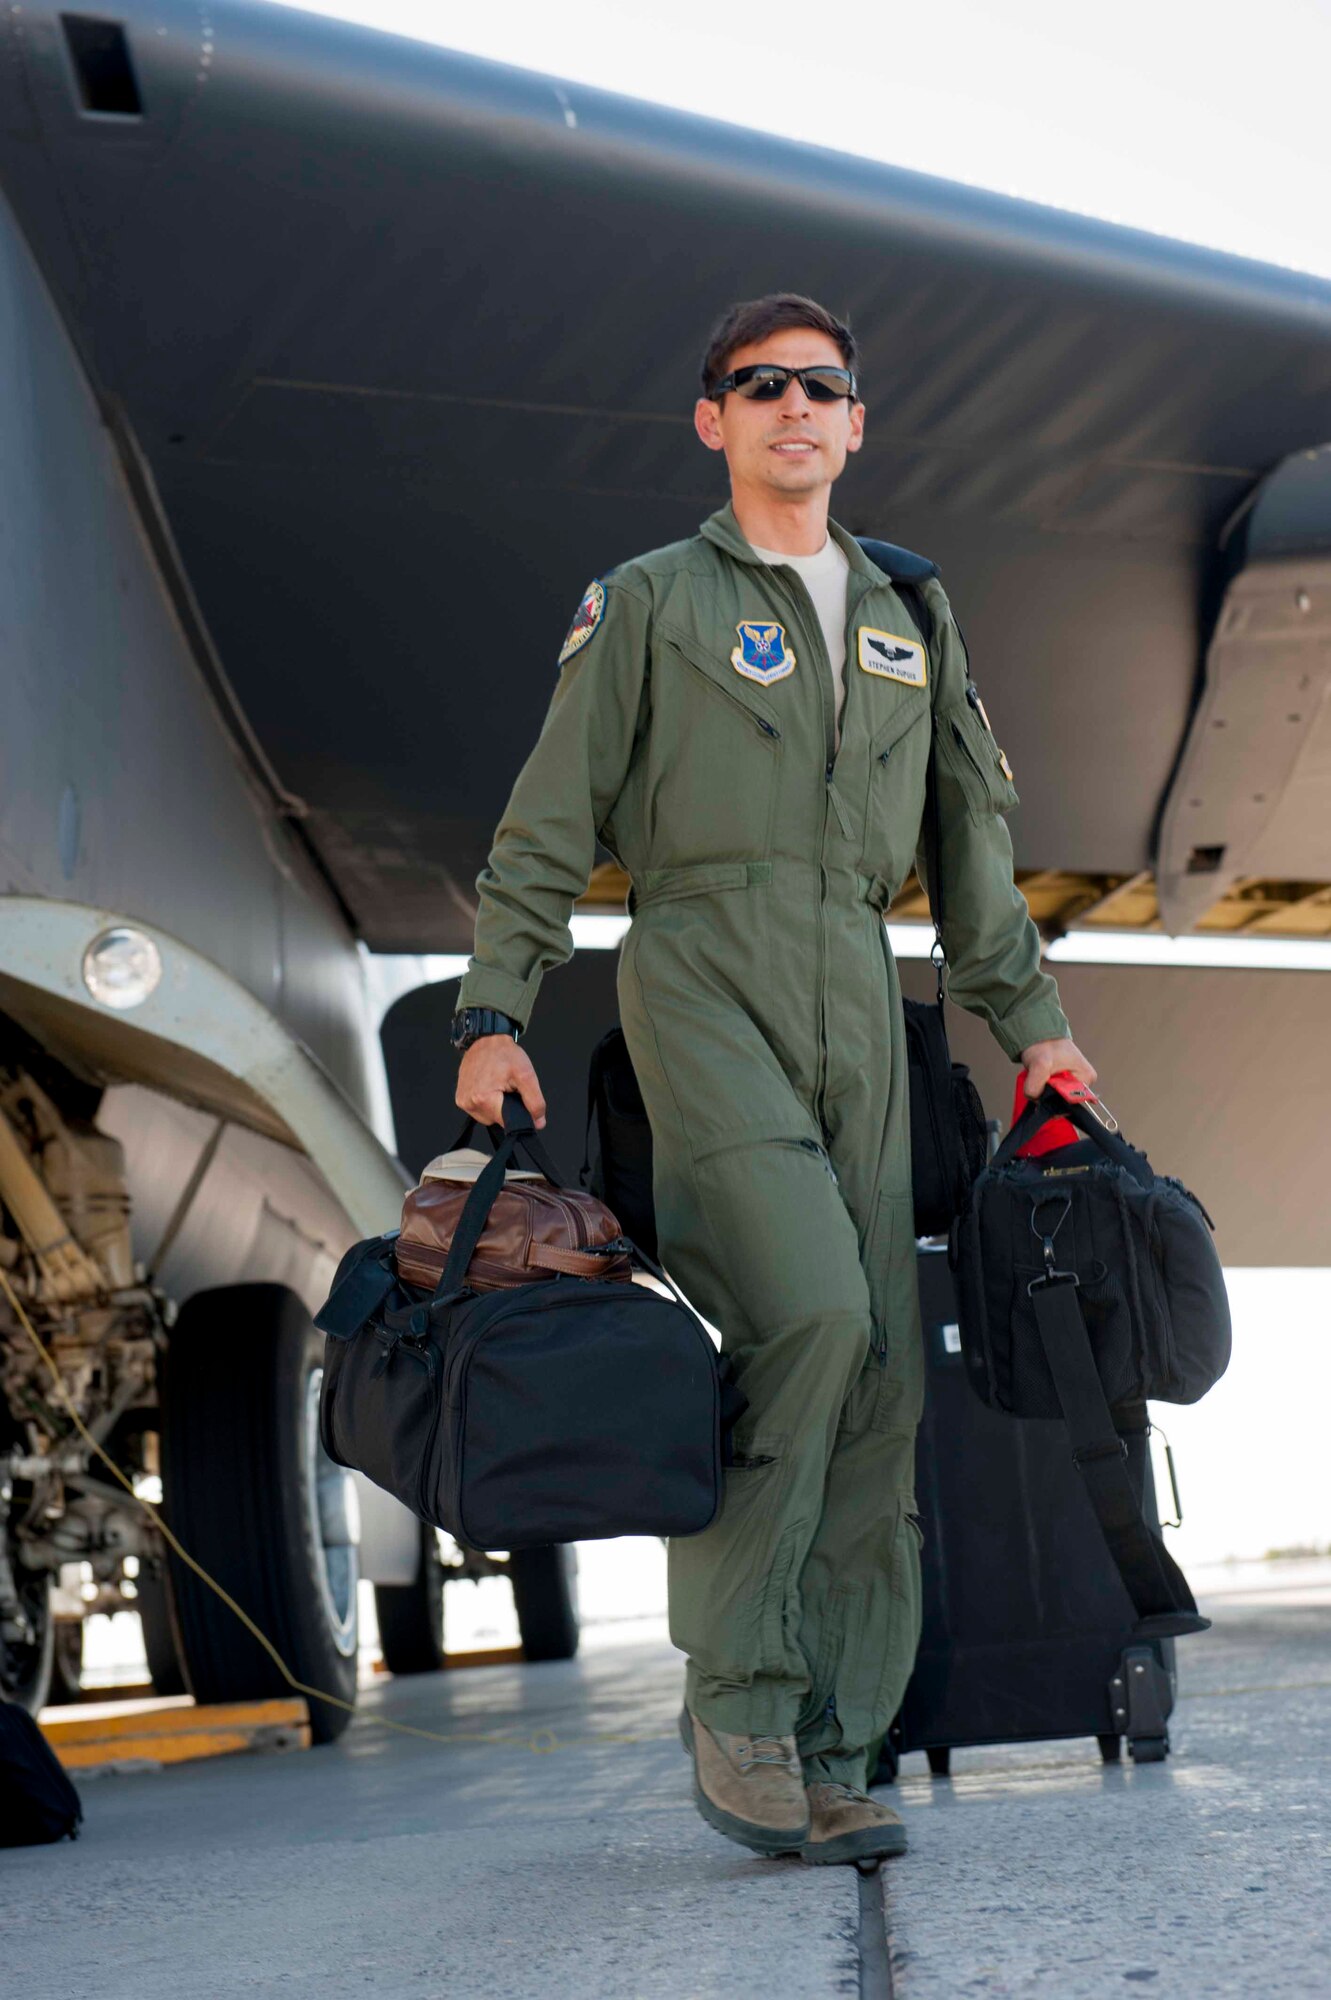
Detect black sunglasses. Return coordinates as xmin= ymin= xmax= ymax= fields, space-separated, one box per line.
xmin=708 ymin=363 xmax=858 ymax=403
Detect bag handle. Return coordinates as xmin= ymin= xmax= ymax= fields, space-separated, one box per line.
xmin=445 ymin=1091 xmax=567 ymax=1188
xmin=433 ymin=1094 xmax=566 ymax=1300
xmin=992 ymin=1089 xmax=1154 ymax=1191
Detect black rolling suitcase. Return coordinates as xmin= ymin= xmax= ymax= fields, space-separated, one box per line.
xmin=875 ymin=1245 xmax=1182 ymax=1781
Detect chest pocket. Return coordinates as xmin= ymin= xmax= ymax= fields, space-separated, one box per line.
xmin=937 ymin=694 xmax=1020 ymax=821
xmin=642 ymin=632 xmax=784 ymax=866
xmin=860 ymin=693 xmax=932 ymax=887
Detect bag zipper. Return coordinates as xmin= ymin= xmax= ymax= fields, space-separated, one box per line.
xmin=409 ymin=1337 xmax=444 ymax=1522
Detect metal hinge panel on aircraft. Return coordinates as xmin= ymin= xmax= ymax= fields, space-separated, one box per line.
xmin=1156 ymin=445 xmax=1331 ymax=934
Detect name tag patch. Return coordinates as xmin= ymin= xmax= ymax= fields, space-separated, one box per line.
xmin=731 ymin=621 xmax=796 ymax=685
xmin=858 ymin=627 xmax=926 ymax=686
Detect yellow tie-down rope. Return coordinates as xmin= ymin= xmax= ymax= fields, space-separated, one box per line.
xmin=0 ymin=1265 xmax=646 ymax=1753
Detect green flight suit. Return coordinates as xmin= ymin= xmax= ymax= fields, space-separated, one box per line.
xmin=459 ymin=504 xmax=1068 ymax=1787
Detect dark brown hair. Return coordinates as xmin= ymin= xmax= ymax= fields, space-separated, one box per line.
xmin=700 ymin=293 xmax=859 ymax=396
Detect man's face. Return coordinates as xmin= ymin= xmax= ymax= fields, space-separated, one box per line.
xmin=693 ymin=327 xmax=865 ymax=497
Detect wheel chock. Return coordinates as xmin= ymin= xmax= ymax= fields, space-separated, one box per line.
xmin=40 ymin=1695 xmax=310 ymax=1770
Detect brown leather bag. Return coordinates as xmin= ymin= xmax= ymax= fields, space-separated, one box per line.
xmin=395 ymin=1112 xmax=633 ymax=1295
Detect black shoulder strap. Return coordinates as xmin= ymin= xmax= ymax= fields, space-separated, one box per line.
xmin=856 ymin=535 xmax=945 ymax=1006
xmin=854 ymin=535 xmax=940 ymax=596
xmin=1027 ymin=1273 xmax=1209 ymax=1638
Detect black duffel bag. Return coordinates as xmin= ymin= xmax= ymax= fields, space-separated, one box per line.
xmin=950 ymin=1085 xmax=1231 ymax=1636
xmin=315 ymin=1096 xmax=728 ymax=1551
xmin=0 ymin=1703 xmax=82 ymax=1847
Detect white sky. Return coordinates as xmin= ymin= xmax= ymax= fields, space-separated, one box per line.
xmin=268 ymin=0 xmax=1331 ymax=281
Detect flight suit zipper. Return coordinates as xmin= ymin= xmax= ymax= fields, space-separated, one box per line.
xmin=762 ymin=556 xmax=879 ymax=1140
xmin=767 ymin=564 xmax=847 ymax=1136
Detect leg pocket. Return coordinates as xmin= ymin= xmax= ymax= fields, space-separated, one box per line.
xmin=667 ymin=1436 xmax=797 ymax=1681
xmin=869 ymin=1496 xmax=924 ymax=1734
xmin=864 ymin=1193 xmax=924 ymax=1433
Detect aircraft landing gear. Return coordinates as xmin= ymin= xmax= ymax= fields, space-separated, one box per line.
xmin=509 ymin=1545 xmax=580 ymax=1662
xmin=375 ymin=1531 xmax=581 ymax=1674
xmin=161 ymin=1284 xmax=360 ymax=1742
xmin=375 ymin=1522 xmax=446 ymax=1675
xmin=0 ymin=1565 xmax=54 ymax=1714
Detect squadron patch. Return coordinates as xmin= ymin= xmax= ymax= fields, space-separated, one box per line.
xmin=558 ymin=579 xmax=606 ymax=669
xmin=731 ymin=621 xmax=796 ymax=685
xmin=857 ymin=626 xmax=927 ymax=687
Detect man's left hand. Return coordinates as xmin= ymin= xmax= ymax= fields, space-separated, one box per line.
xmin=1020 ymin=1036 xmax=1097 ymax=1099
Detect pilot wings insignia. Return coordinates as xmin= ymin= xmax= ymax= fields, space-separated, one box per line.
xmin=731 ymin=620 xmax=795 ymax=685
xmin=857 ymin=626 xmax=926 ymax=686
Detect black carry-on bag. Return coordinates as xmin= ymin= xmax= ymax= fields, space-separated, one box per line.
xmin=950 ymin=1083 xmax=1230 ymax=1640
xmin=0 ymin=1702 xmax=82 ymax=1846
xmin=315 ymin=1096 xmax=728 ymax=1551
xmin=878 ymin=1246 xmax=1189 ymax=1780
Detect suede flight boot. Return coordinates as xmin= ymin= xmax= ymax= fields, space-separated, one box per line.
xmin=680 ymin=1709 xmax=810 ymax=1854
xmin=799 ymin=1782 xmax=908 ymax=1866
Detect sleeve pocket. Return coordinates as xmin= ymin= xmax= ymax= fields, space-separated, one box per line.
xmin=938 ymin=699 xmax=1020 ymax=818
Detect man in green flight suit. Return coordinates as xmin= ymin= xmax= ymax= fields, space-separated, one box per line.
xmin=453 ymin=293 xmax=1096 ymax=1868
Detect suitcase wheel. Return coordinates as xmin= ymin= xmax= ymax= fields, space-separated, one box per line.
xmin=1128 ymin=1733 xmax=1170 ymax=1764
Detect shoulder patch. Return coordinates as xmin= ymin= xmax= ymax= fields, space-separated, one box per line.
xmin=558 ymin=579 xmax=606 ymax=668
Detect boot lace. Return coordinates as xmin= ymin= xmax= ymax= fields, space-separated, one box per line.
xmin=809 ymin=1781 xmax=871 ymax=1805
xmin=740 ymin=1735 xmax=796 ymax=1769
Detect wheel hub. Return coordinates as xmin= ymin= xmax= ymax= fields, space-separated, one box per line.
xmin=304 ymin=1368 xmax=359 ymax=1661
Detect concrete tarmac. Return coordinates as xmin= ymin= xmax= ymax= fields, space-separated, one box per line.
xmin=5 ymin=1563 xmax=1328 ymax=2000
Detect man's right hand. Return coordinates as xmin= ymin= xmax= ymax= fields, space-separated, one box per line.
xmin=455 ymin=1036 xmax=548 ymax=1130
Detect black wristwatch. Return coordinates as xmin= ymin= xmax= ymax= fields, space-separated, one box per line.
xmin=450 ymin=1006 xmax=523 ymax=1053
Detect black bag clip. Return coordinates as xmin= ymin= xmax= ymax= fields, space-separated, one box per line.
xmin=1027 ymin=1192 xmax=1076 ymax=1290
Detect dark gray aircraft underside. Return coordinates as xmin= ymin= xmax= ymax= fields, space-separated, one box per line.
xmin=1 ymin=0 xmax=1329 ymax=952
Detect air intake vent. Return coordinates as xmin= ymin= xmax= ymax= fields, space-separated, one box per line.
xmin=61 ymin=15 xmax=143 ymax=117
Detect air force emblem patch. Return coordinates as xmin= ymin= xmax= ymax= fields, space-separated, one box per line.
xmin=558 ymin=580 xmax=606 ymax=669
xmin=857 ymin=626 xmax=927 ymax=687
xmin=731 ymin=621 xmax=795 ymax=685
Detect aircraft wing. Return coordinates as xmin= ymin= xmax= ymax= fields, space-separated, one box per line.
xmin=1 ymin=0 xmax=1329 ymax=949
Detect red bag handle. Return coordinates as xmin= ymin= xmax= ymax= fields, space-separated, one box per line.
xmin=1010 ymin=1068 xmax=1084 ymax=1157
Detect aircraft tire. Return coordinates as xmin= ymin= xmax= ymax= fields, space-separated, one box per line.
xmin=509 ymin=1544 xmax=580 ymax=1662
xmin=375 ymin=1522 xmax=445 ymax=1675
xmin=161 ymin=1284 xmax=359 ymax=1743
xmin=45 ymin=1616 xmax=85 ymax=1705
xmin=136 ymin=1556 xmax=189 ymax=1697
xmin=0 ymin=1571 xmax=55 ymax=1714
